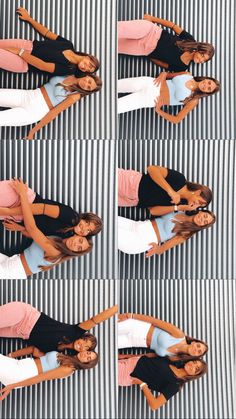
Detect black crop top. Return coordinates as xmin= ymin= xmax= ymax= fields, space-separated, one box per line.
xmin=31 ymin=35 xmax=83 ymax=76
xmin=138 ymin=169 xmax=187 ymax=208
xmin=130 ymin=356 xmax=180 ymax=401
xmin=28 ymin=312 xmax=86 ymax=352
xmin=148 ymin=29 xmax=195 ymax=72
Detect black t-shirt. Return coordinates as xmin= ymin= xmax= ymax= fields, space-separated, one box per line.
xmin=28 ymin=312 xmax=86 ymax=352
xmin=149 ymin=29 xmax=195 ymax=71
xmin=31 ymin=35 xmax=82 ymax=76
xmin=131 ymin=356 xmax=180 ymax=401
xmin=32 ymin=193 xmax=80 ymax=237
xmin=138 ymin=169 xmax=186 ymax=208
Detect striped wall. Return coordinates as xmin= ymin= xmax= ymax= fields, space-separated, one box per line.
xmin=0 ymin=139 xmax=117 ymax=279
xmin=118 ymin=140 xmax=236 ymax=280
xmin=0 ymin=279 xmax=118 ymax=419
xmin=118 ymin=0 xmax=236 ymax=140
xmin=0 ymin=0 xmax=117 ymax=140
xmin=119 ymin=279 xmax=236 ymax=419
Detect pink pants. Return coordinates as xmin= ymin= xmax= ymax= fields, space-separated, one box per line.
xmin=118 ymin=20 xmax=162 ymax=56
xmin=118 ymin=355 xmax=141 ymax=386
xmin=0 ymin=39 xmax=33 ymax=72
xmin=0 ymin=180 xmax=36 ymax=221
xmin=0 ymin=302 xmax=40 ymax=339
xmin=118 ymin=168 xmax=142 ymax=206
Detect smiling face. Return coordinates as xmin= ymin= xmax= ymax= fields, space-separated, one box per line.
xmin=193 ymin=212 xmax=214 ymax=227
xmin=74 ymin=338 xmax=93 ymax=352
xmin=77 ymin=350 xmax=97 ymax=363
xmin=193 ymin=51 xmax=210 ymax=64
xmin=74 ymin=219 xmax=97 ymax=236
xmin=64 ymin=235 xmax=90 ymax=252
xmin=184 ymin=360 xmax=203 ymax=376
xmin=198 ymin=79 xmax=217 ymax=93
xmin=188 ymin=341 xmax=207 ymax=356
xmin=188 ymin=190 xmax=206 ymax=207
xmin=77 ymin=75 xmax=97 ymax=92
xmin=78 ymin=56 xmax=96 ymax=73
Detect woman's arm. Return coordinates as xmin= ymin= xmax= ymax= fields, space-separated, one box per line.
xmin=149 ymin=203 xmax=199 ymax=216
xmin=16 ymin=7 xmax=58 ymax=40
xmin=121 ymin=313 xmax=184 ymax=338
xmin=26 ymin=94 xmax=81 ymax=140
xmin=0 ymin=203 xmax=60 ymax=218
xmin=155 ymin=98 xmax=199 ymax=124
xmin=3 ymin=220 xmax=32 ymax=238
xmin=143 ymin=14 xmax=183 ymax=35
xmin=0 ymin=366 xmax=73 ymax=401
xmin=147 ymin=166 xmax=181 ymax=204
xmin=79 ymin=305 xmax=118 ymax=330
xmin=146 ymin=235 xmax=186 ymax=258
xmin=140 ymin=383 xmax=167 ymax=411
xmin=150 ymin=58 xmax=169 ymax=69
xmin=3 ymin=47 xmax=55 ymax=73
xmin=8 ymin=346 xmax=34 ymax=358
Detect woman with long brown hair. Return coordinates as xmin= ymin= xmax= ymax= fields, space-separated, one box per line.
xmin=118 ymin=352 xmax=207 ymax=410
xmin=118 ymin=313 xmax=208 ymax=359
xmin=118 ymin=14 xmax=214 ymax=71
xmin=0 ymin=179 xmax=93 ymax=279
xmin=118 ymin=209 xmax=215 ymax=256
xmin=118 ymin=71 xmax=220 ymax=121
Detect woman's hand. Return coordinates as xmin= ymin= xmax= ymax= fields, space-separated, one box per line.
xmin=10 ymin=179 xmax=28 ymax=196
xmin=154 ymin=97 xmax=165 ymax=112
xmin=153 ymin=72 xmax=167 ymax=87
xmin=4 ymin=47 xmax=20 ymax=55
xmin=146 ymin=242 xmax=162 ymax=258
xmin=132 ymin=378 xmax=144 ymax=386
xmin=179 ymin=203 xmax=200 ymax=212
xmin=169 ymin=191 xmax=181 ymax=204
xmin=25 ymin=130 xmax=35 ymax=140
xmin=143 ymin=14 xmax=153 ymax=22
xmin=16 ymin=7 xmax=31 ymax=22
xmin=32 ymin=347 xmax=45 ymax=358
xmin=118 ymin=313 xmax=132 ymax=322
xmin=3 ymin=220 xmax=24 ymax=232
xmin=0 ymin=385 xmax=13 ymax=401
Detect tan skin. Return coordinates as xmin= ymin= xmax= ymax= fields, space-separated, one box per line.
xmin=7 ymin=304 xmax=117 ymax=358
xmin=153 ymin=72 xmax=217 ymax=124
xmin=6 ymin=179 xmax=91 ymax=276
xmin=0 ymin=350 xmax=97 ymax=401
xmin=3 ymin=7 xmax=97 ymax=75
xmin=118 ymin=313 xmax=207 ymax=357
xmin=119 ymin=352 xmax=204 ymax=411
xmin=143 ymin=14 xmax=210 ymax=69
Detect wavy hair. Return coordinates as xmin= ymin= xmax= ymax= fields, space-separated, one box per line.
xmin=183 ymin=76 xmax=220 ymax=104
xmin=59 ymin=212 xmax=103 ymax=237
xmin=57 ymin=74 xmax=102 ymax=98
xmin=175 ymin=40 xmax=214 ymax=61
xmin=171 ymin=210 xmax=216 ymax=239
xmin=57 ymin=351 xmax=99 ymax=370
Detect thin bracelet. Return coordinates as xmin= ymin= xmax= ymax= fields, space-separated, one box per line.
xmin=140 ymin=382 xmax=147 ymax=389
xmin=44 ymin=29 xmax=50 ymax=37
xmin=18 ymin=48 xmax=25 ymax=57
xmin=171 ymin=23 xmax=176 ymax=30
xmin=92 ymin=316 xmax=99 ymax=325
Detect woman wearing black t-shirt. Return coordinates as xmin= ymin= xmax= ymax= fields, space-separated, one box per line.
xmin=118 ymin=353 xmax=207 ymax=410
xmin=118 ymin=14 xmax=214 ymax=72
xmin=0 ymin=7 xmax=99 ymax=76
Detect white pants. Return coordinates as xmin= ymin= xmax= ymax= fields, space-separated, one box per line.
xmin=118 ymin=216 xmax=158 ymax=254
xmin=0 ymin=253 xmax=27 ymax=279
xmin=118 ymin=319 xmax=150 ymax=349
xmin=0 ymin=88 xmax=50 ymax=126
xmin=117 ymin=77 xmax=160 ymax=114
xmin=0 ymin=354 xmax=38 ymax=386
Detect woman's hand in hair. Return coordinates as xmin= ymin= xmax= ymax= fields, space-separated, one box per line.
xmin=146 ymin=242 xmax=162 ymax=258
xmin=0 ymin=385 xmax=13 ymax=401
xmin=16 ymin=7 xmax=31 ymax=22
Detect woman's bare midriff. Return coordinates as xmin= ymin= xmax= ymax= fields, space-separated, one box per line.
xmin=20 ymin=253 xmax=32 ymax=277
xmin=40 ymin=86 xmax=54 ymax=110
xmin=146 ymin=325 xmax=155 ymax=346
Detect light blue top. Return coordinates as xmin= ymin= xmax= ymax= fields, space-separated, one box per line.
xmin=44 ymin=76 xmax=71 ymax=106
xmin=166 ymin=74 xmax=193 ymax=105
xmin=154 ymin=211 xmax=184 ymax=243
xmin=23 ymin=236 xmax=58 ymax=274
xmin=150 ymin=327 xmax=185 ymax=356
xmin=40 ymin=351 xmax=60 ymax=373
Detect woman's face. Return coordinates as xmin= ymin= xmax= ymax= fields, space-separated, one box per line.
xmin=188 ymin=190 xmax=206 ymax=207
xmin=198 ymin=79 xmax=216 ymax=93
xmin=193 ymin=51 xmax=210 ymax=64
xmin=74 ymin=219 xmax=97 ymax=236
xmin=78 ymin=56 xmax=96 ymax=73
xmin=184 ymin=360 xmax=203 ymax=376
xmin=64 ymin=235 xmax=89 ymax=252
xmin=77 ymin=76 xmax=97 ymax=92
xmin=193 ymin=212 xmax=213 ymax=227
xmin=77 ymin=350 xmax=97 ymax=363
xmin=188 ymin=341 xmax=207 ymax=356
xmin=73 ymin=338 xmax=92 ymax=352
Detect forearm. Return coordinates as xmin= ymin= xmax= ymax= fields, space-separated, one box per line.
xmin=149 ymin=205 xmax=175 ymax=216
xmin=20 ymin=51 xmax=55 ymax=73
xmin=151 ymin=58 xmax=169 ymax=69
xmin=156 ymin=108 xmax=181 ymax=124
xmin=0 ymin=203 xmax=45 ymax=217
xmin=80 ymin=305 xmax=118 ymax=330
xmin=147 ymin=166 xmax=175 ymax=196
xmin=27 ymin=16 xmax=52 ymax=38
xmin=19 ymin=193 xmax=37 ymax=232
xmin=141 ymin=386 xmax=166 ymax=411
xmin=9 ymin=346 xmax=34 ymax=358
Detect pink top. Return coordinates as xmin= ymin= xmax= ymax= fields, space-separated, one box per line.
xmin=0 ymin=180 xmax=36 ymax=221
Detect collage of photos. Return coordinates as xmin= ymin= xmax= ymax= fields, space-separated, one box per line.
xmin=0 ymin=1 xmax=235 ymax=419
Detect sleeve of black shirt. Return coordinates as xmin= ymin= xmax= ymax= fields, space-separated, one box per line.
xmin=56 ymin=35 xmax=74 ymax=48
xmin=179 ymin=30 xmax=195 ymax=42
xmin=165 ymin=169 xmax=187 ymax=192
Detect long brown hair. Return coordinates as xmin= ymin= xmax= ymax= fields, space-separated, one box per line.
xmin=171 ymin=210 xmax=216 ymax=239
xmin=58 ymin=74 xmax=102 ymax=98
xmin=57 ymin=351 xmax=99 ymax=370
xmin=186 ymin=181 xmax=213 ymax=206
xmin=173 ymin=359 xmax=208 ymax=384
xmin=175 ymin=40 xmax=215 ymax=61
xmin=183 ymin=76 xmax=220 ymax=104
xmin=40 ymin=236 xmax=93 ymax=271
xmin=73 ymin=52 xmax=100 ymax=76
xmin=59 ymin=212 xmax=103 ymax=237
xmin=169 ymin=337 xmax=208 ymax=362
